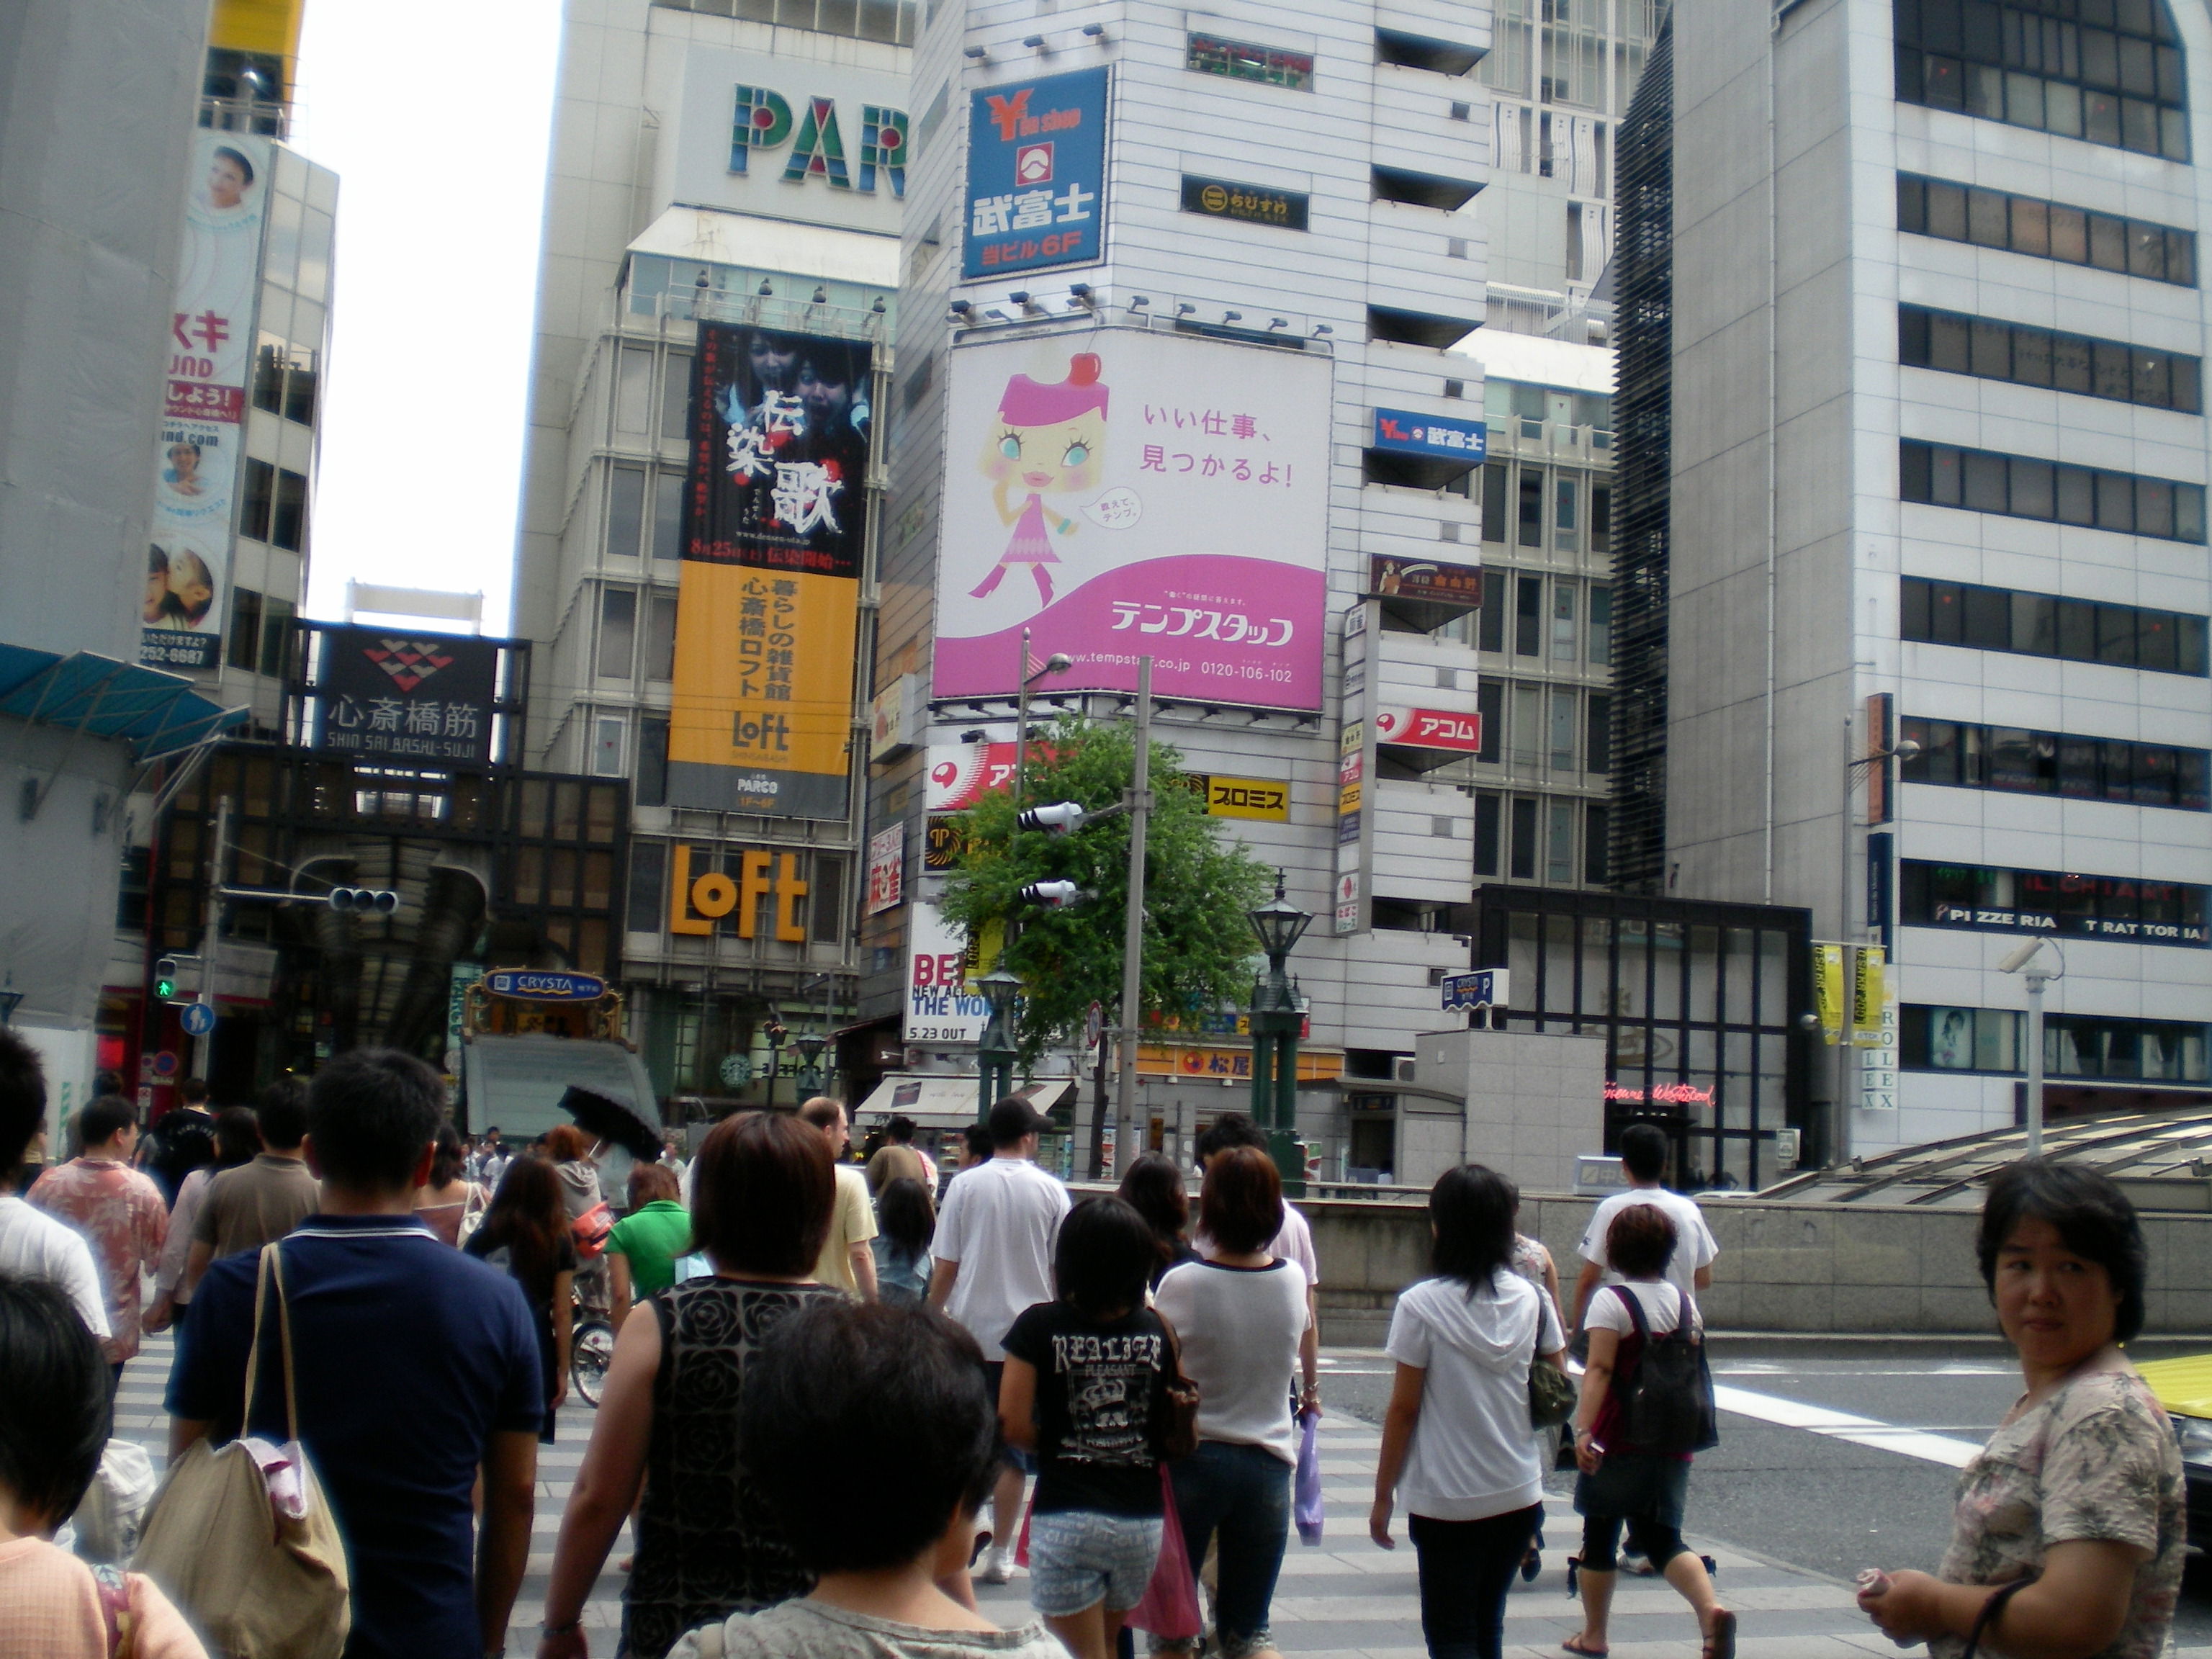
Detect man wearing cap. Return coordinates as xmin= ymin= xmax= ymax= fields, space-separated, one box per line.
xmin=927 ymin=1094 xmax=1071 ymax=1585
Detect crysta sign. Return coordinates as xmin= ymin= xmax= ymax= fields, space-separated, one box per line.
xmin=673 ymin=50 xmax=910 ymax=235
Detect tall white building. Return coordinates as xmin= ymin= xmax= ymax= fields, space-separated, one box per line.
xmin=514 ymin=0 xmax=913 ymax=1103
xmin=860 ymin=0 xmax=1494 ymax=1174
xmin=1648 ymin=0 xmax=2212 ymax=1155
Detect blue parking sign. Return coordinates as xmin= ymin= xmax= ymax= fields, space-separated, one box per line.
xmin=962 ymin=67 xmax=1109 ymax=280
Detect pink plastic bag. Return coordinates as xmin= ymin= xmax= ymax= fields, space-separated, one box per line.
xmin=1128 ymin=1467 xmax=1203 ymax=1641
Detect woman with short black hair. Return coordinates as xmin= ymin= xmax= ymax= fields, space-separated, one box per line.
xmin=1153 ymin=1147 xmax=1310 ymax=1659
xmin=1860 ymin=1160 xmax=2183 ymax=1659
xmin=999 ymin=1197 xmax=1176 ymax=1659
xmin=1563 ymin=1203 xmax=1732 ymax=1659
xmin=537 ymin=1112 xmax=845 ymax=1659
xmin=1369 ymin=1166 xmax=1566 ymax=1659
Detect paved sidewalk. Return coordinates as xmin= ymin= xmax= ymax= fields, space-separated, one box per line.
xmin=114 ymin=1337 xmax=2212 ymax=1657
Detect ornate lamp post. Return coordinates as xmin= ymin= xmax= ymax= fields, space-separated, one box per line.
xmin=976 ymin=963 xmax=1022 ymax=1123
xmin=793 ymin=1032 xmax=828 ymax=1096
xmin=1246 ymin=873 xmax=1313 ymax=1192
xmin=760 ymin=1017 xmax=788 ymax=1112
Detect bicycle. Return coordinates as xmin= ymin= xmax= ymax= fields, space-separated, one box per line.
xmin=570 ymin=1277 xmax=616 ymax=1408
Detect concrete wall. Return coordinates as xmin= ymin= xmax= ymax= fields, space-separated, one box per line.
xmin=1403 ymin=1026 xmax=1608 ymax=1195
xmin=1306 ymin=1190 xmax=2212 ymax=1345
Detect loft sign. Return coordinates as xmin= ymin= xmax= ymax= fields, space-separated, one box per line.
xmin=731 ymin=84 xmax=907 ymax=195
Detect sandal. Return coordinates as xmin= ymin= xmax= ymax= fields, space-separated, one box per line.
xmin=1561 ymin=1639 xmax=1608 ymax=1657
xmin=1703 ymin=1609 xmax=1737 ymax=1659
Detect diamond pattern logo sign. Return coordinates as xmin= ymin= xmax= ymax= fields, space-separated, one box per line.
xmin=312 ymin=625 xmax=499 ymax=768
xmin=362 ymin=639 xmax=458 ymax=693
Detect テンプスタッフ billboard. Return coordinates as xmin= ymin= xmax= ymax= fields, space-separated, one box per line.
xmin=962 ymin=67 xmax=1107 ymax=279
xmin=142 ymin=130 xmax=271 ymax=672
xmin=932 ymin=330 xmax=1332 ymax=711
xmin=669 ymin=324 xmax=870 ymax=819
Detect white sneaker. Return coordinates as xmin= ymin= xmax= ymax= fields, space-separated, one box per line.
xmin=977 ymin=1545 xmax=1015 ymax=1585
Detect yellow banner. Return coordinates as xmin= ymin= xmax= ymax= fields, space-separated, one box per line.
xmin=210 ymin=0 xmax=304 ymax=60
xmin=667 ymin=564 xmax=856 ymax=818
xmin=1202 ymin=775 xmax=1289 ymax=822
xmin=1852 ymin=945 xmax=1889 ymax=1048
xmin=1814 ymin=944 xmax=1845 ymax=1045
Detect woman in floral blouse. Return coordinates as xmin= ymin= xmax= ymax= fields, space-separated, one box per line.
xmin=1859 ymin=1161 xmax=2184 ymax=1659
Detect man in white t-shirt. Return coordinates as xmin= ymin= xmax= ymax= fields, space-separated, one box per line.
xmin=0 ymin=1029 xmax=112 ymax=1344
xmin=799 ymin=1097 xmax=879 ymax=1300
xmin=927 ymin=1096 xmax=1071 ymax=1584
xmin=1193 ymin=1113 xmax=1323 ymax=1419
xmin=1570 ymin=1123 xmax=1718 ymax=1332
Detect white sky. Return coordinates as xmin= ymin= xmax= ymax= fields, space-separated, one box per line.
xmin=293 ymin=1 xmax=565 ymax=637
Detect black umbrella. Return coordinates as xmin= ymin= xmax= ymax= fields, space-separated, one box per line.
xmin=558 ymin=1086 xmax=664 ymax=1161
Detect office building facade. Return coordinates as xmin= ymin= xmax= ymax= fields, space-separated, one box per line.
xmin=1649 ymin=0 xmax=2212 ymax=1156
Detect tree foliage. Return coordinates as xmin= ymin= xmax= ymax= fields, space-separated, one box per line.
xmin=939 ymin=716 xmax=1273 ymax=1064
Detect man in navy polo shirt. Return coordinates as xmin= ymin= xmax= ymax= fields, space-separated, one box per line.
xmin=169 ymin=1048 xmax=544 ymax=1659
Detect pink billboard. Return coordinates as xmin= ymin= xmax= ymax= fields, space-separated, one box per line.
xmin=932 ymin=329 xmax=1332 ymax=711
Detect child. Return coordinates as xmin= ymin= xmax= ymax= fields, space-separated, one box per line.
xmin=670 ymin=1300 xmax=1064 ymax=1658
xmin=999 ymin=1197 xmax=1175 ymax=1659
xmin=0 ymin=1274 xmax=207 ymax=1658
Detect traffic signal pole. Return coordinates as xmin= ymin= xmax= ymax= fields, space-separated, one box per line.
xmin=1113 ymin=657 xmax=1152 ymax=1175
xmin=189 ymin=795 xmax=232 ymax=1083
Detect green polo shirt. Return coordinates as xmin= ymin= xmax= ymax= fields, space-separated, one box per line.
xmin=605 ymin=1199 xmax=692 ymax=1296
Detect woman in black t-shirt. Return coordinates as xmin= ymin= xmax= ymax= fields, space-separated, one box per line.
xmin=1000 ymin=1197 xmax=1175 ymax=1659
xmin=464 ymin=1154 xmax=577 ymax=1444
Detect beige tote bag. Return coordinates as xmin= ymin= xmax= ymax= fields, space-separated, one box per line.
xmin=134 ymin=1244 xmax=351 ymax=1658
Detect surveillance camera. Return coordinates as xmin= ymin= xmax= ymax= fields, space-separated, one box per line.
xmin=1997 ymin=939 xmax=2045 ymax=974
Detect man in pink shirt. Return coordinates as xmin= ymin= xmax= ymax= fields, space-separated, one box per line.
xmin=29 ymin=1095 xmax=167 ymax=1379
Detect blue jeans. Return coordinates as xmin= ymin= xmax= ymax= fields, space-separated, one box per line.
xmin=1167 ymin=1441 xmax=1291 ymax=1649
xmin=1408 ymin=1506 xmax=1542 ymax=1659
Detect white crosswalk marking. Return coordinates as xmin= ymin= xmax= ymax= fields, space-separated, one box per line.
xmin=112 ymin=1336 xmax=2212 ymax=1658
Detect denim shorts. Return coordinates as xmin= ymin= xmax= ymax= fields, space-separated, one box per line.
xmin=1027 ymin=1509 xmax=1165 ymax=1617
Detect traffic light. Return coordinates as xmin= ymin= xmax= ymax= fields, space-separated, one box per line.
xmin=327 ymin=887 xmax=400 ymax=915
xmin=1018 ymin=880 xmax=1089 ymax=907
xmin=153 ymin=954 xmax=202 ymax=1002
xmin=155 ymin=957 xmax=179 ymax=1000
xmin=1017 ymin=801 xmax=1088 ymax=835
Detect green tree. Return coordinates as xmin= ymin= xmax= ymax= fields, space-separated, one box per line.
xmin=939 ymin=715 xmax=1274 ymax=1064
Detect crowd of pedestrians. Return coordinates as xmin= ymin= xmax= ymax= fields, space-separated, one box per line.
xmin=0 ymin=1022 xmax=2194 ymax=1659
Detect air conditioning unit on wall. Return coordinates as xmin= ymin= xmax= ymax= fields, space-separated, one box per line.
xmin=1394 ymin=1057 xmax=1419 ymax=1085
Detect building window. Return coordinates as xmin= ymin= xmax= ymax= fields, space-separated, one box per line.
xmin=660 ymin=353 xmax=692 ymax=443
xmin=284 ymin=357 xmax=317 ymax=426
xmin=1515 ymin=575 xmax=1543 ymax=655
xmin=259 ymin=595 xmax=294 ymax=679
xmin=1476 ymin=682 xmax=1503 ymax=763
xmin=1903 ymin=1003 xmax=2210 ymax=1081
xmin=1901 ymin=440 xmax=2206 ymax=544
xmin=638 ymin=716 xmax=669 ymax=806
xmin=1510 ymin=685 xmax=1543 ymax=768
xmin=616 ymin=345 xmax=653 ymax=436
xmin=1588 ymin=585 xmax=1613 ymax=664
xmin=1899 ymin=304 xmax=2202 ymax=413
xmin=227 ymin=588 xmax=264 ymax=671
xmin=1477 ymin=569 xmax=1509 ymax=652
xmin=1480 ymin=462 xmax=1509 ymax=544
xmin=1586 ymin=693 xmax=1613 ymax=775
xmin=1475 ymin=791 xmax=1502 ymax=875
xmin=811 ymin=855 xmax=845 ymax=943
xmin=1583 ymin=802 xmax=1609 ymax=884
xmin=626 ymin=840 xmax=666 ymax=932
xmin=1509 ymin=796 xmax=1539 ymax=878
xmin=598 ymin=588 xmax=637 ymax=680
xmin=1898 ymin=173 xmax=2195 ymax=284
xmin=1517 ymin=470 xmax=1545 ymax=547
xmin=607 ymin=464 xmax=646 ymax=560
xmin=593 ymin=716 xmax=626 ymax=777
xmin=241 ymin=459 xmax=274 ymax=541
xmin=1552 ymin=581 xmax=1578 ymax=660
xmin=1899 ymin=715 xmax=2211 ymax=809
xmin=1901 ymin=859 xmax=2209 ymax=945
xmin=1550 ymin=688 xmax=1578 ymax=770
xmin=271 ymin=469 xmax=307 ymax=552
xmin=645 ymin=590 xmax=678 ymax=680
xmin=1186 ymin=31 xmax=1316 ymax=89
xmin=1901 ymin=574 xmax=2208 ymax=674
xmin=1545 ymin=799 xmax=1576 ymax=884
xmin=1555 ymin=475 xmax=1580 ymax=549
xmin=253 ymin=343 xmax=285 ymax=414
xmin=1591 ymin=485 xmax=1613 ymax=554
xmin=1901 ymin=1004 xmax=2023 ymax=1072
xmin=1892 ymin=0 xmax=2188 ymax=161
xmin=652 ymin=472 xmax=685 ymax=560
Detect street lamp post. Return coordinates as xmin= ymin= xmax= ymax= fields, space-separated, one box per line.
xmin=761 ymin=1017 xmax=788 ymax=1112
xmin=1246 ymin=873 xmax=1313 ymax=1194
xmin=1829 ymin=734 xmax=1922 ymax=1164
xmin=1013 ymin=627 xmax=1073 ymax=803
xmin=1999 ymin=937 xmax=2064 ymax=1156
xmin=976 ymin=963 xmax=1022 ymax=1123
xmin=793 ymin=1033 xmax=828 ymax=1096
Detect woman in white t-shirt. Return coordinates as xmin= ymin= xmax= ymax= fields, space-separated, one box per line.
xmin=1369 ymin=1165 xmax=1565 ymax=1659
xmin=1564 ymin=1203 xmax=1734 ymax=1659
xmin=1153 ymin=1147 xmax=1309 ymax=1659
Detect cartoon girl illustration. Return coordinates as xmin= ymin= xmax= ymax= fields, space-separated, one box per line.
xmin=972 ymin=352 xmax=1109 ymax=606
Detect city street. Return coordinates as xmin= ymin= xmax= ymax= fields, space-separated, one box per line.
xmin=108 ymin=1333 xmax=2212 ymax=1656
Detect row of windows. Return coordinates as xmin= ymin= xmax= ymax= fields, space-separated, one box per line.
xmin=608 ymin=464 xmax=687 ymax=563
xmin=1903 ymin=1004 xmax=2210 ymax=1081
xmin=224 ymin=588 xmax=295 ymax=678
xmin=1471 ymin=680 xmax=1614 ymax=775
xmin=647 ymin=0 xmax=914 ymax=44
xmin=251 ymin=342 xmax=318 ymax=426
xmin=1901 ymin=859 xmax=2209 ymax=942
xmin=1900 ymin=441 xmax=2207 ymax=543
xmin=1462 ymin=572 xmax=1615 ymax=664
xmin=1899 ymin=715 xmax=2211 ymax=808
xmin=597 ymin=585 xmax=679 ymax=683
xmin=1900 ymin=574 xmax=2210 ymax=673
xmin=1896 ymin=174 xmax=2195 ymax=284
xmin=240 ymin=460 xmax=307 ymax=552
xmin=1899 ymin=305 xmax=2202 ymax=412
xmin=1473 ymin=793 xmax=1611 ymax=886
xmin=1894 ymin=0 xmax=2188 ymax=158
xmin=614 ymin=345 xmax=692 ymax=448
xmin=1484 ymin=379 xmax=1617 ymax=433
xmin=1478 ymin=462 xmax=1614 ymax=554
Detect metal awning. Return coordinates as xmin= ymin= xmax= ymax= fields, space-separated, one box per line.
xmin=853 ymin=1074 xmax=1079 ymax=1130
xmin=0 ymin=644 xmax=244 ymax=759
